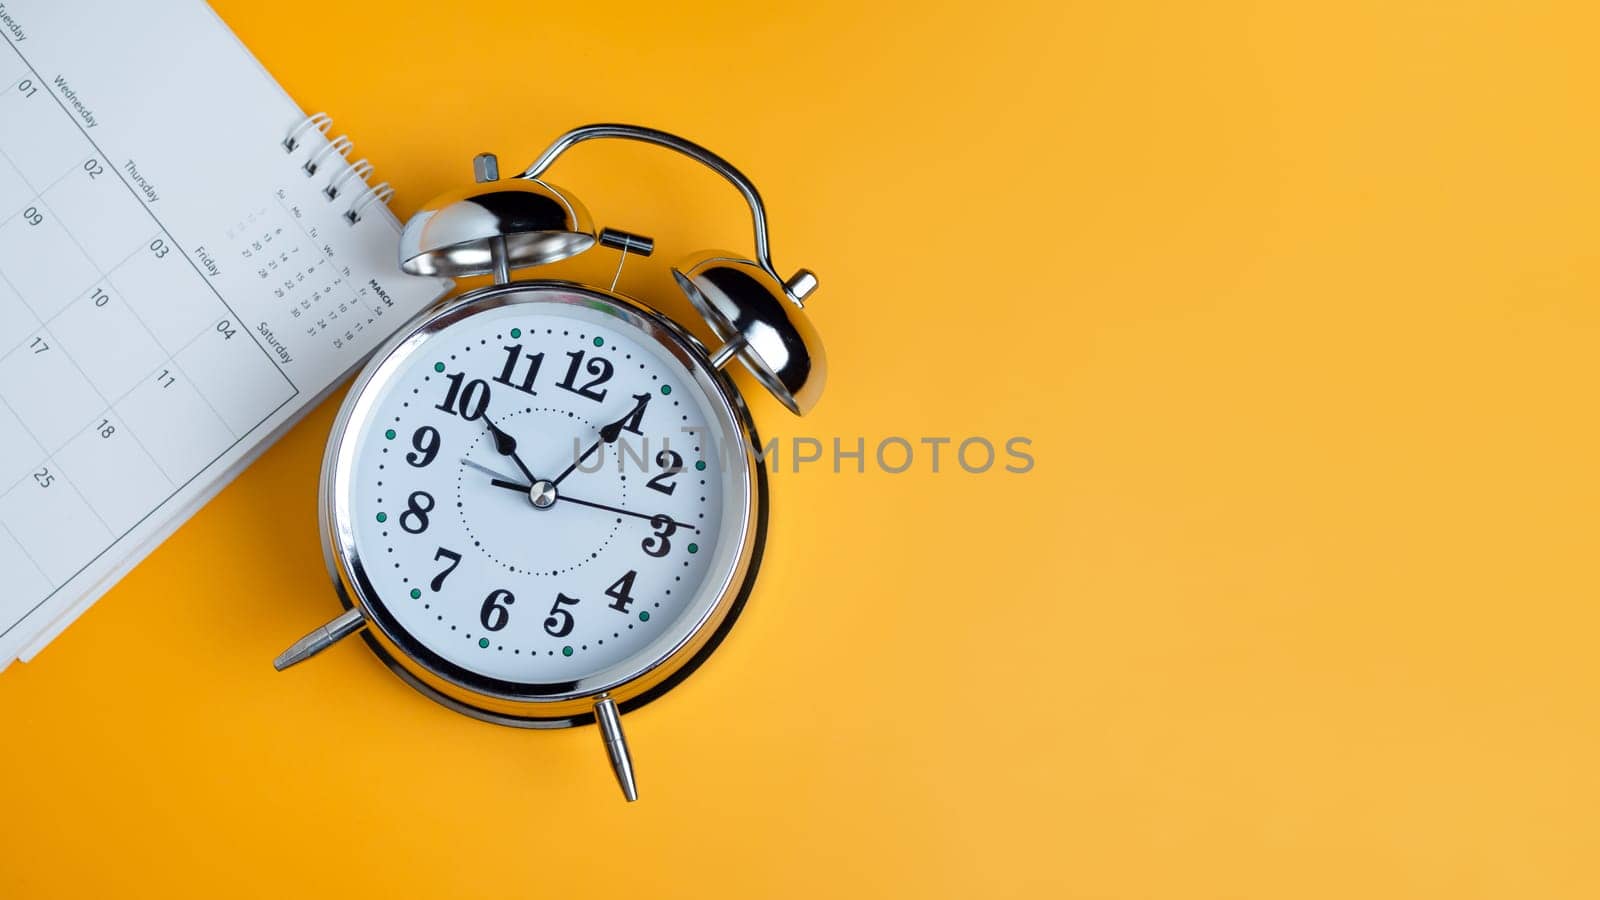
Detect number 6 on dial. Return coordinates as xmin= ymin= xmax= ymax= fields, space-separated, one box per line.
xmin=480 ymin=590 xmax=513 ymax=632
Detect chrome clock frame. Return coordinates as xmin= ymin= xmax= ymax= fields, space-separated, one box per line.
xmin=318 ymin=281 xmax=765 ymax=729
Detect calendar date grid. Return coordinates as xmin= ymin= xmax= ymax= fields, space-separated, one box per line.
xmin=0 ymin=44 xmax=302 ymax=626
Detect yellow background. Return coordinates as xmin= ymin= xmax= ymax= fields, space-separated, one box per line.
xmin=3 ymin=1 xmax=1598 ymax=897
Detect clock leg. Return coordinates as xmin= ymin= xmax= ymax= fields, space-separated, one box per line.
xmin=594 ymin=696 xmax=639 ymax=802
xmin=272 ymin=607 xmax=366 ymax=671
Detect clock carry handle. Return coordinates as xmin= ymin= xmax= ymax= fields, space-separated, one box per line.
xmin=519 ymin=123 xmax=827 ymax=416
xmin=519 ymin=123 xmax=803 ymax=296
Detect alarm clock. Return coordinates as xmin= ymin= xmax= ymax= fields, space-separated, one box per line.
xmin=272 ymin=123 xmax=824 ymax=801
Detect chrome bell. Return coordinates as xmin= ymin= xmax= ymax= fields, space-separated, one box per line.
xmin=400 ymin=153 xmax=595 ymax=280
xmin=674 ymin=254 xmax=826 ymax=416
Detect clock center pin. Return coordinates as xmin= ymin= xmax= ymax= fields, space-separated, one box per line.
xmin=529 ymin=479 xmax=558 ymax=509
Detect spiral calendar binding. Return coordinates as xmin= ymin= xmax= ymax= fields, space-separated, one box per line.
xmin=282 ymin=112 xmax=396 ymax=226
xmin=346 ymin=183 xmax=395 ymax=225
xmin=281 ymin=111 xmax=331 ymax=153
xmin=302 ymin=134 xmax=353 ymax=176
xmin=324 ymin=159 xmax=373 ymax=200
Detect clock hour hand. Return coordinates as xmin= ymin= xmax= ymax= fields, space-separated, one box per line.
xmin=551 ymin=393 xmax=652 ymax=486
xmin=482 ymin=413 xmax=539 ymax=484
xmin=556 ymin=494 xmax=699 ymax=532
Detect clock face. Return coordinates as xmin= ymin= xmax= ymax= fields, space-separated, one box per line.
xmin=332 ymin=286 xmax=754 ymax=698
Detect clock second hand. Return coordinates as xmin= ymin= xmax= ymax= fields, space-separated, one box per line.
xmin=461 ymin=457 xmax=521 ymax=485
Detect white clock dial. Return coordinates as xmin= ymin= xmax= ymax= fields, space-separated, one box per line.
xmin=335 ymin=291 xmax=751 ymax=691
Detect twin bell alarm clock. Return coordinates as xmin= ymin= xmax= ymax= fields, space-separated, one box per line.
xmin=272 ymin=124 xmax=825 ymax=801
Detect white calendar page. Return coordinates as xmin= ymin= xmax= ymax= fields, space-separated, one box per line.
xmin=0 ymin=0 xmax=450 ymax=665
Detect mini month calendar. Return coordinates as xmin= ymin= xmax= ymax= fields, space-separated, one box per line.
xmin=0 ymin=0 xmax=451 ymax=667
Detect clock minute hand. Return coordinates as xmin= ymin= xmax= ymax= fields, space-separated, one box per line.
xmin=557 ymin=494 xmax=699 ymax=532
xmin=482 ymin=476 xmax=689 ymax=530
xmin=551 ymin=392 xmax=651 ymax=487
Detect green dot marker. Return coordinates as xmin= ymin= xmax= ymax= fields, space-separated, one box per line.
xmin=593 ymin=336 xmax=604 ymax=347
xmin=433 ymin=362 xmax=445 ymax=372
xmin=695 ymin=460 xmax=706 ymax=471
xmin=479 ymin=638 xmax=489 ymax=648
xmin=660 ymin=384 xmax=672 ymax=395
xmin=410 ymin=588 xmax=421 ymax=599
xmin=384 ymin=428 xmax=396 ymax=440
xmin=562 ymin=645 xmax=574 ymax=657
xmin=510 ymin=327 xmax=521 ymax=338
xmin=375 ymin=512 xmax=387 ymax=523
xmin=687 ymin=542 xmax=699 ymax=554
xmin=639 ymin=611 xmax=650 ymax=622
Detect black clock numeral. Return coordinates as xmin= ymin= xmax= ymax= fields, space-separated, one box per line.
xmin=556 ymin=350 xmax=612 ymax=402
xmin=642 ymin=515 xmax=676 ymax=558
xmin=604 ymin=571 xmax=638 ymax=613
xmin=543 ymin=592 xmax=580 ymax=637
xmin=493 ymin=343 xmax=544 ymax=395
xmin=406 ymin=425 xmax=440 ymax=467
xmin=481 ymin=589 xmax=514 ymax=632
xmin=613 ymin=393 xmax=651 ymax=437
xmin=430 ymin=547 xmax=462 ymax=592
xmin=435 ymin=371 xmax=490 ymax=420
xmin=646 ymin=450 xmax=684 ymax=496
xmin=399 ymin=490 xmax=434 ymax=534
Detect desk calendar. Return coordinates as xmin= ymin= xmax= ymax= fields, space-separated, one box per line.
xmin=0 ymin=0 xmax=450 ymax=666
